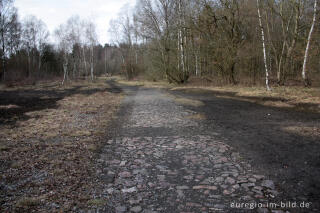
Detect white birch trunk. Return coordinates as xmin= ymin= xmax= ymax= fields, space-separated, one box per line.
xmin=257 ymin=0 xmax=271 ymax=91
xmin=38 ymin=54 xmax=42 ymax=72
xmin=105 ymin=47 xmax=107 ymax=75
xmin=302 ymin=0 xmax=317 ymax=86
xmin=82 ymin=47 xmax=87 ymax=77
xmin=178 ymin=0 xmax=185 ymax=81
xmin=90 ymin=46 xmax=94 ymax=81
xmin=62 ymin=57 xmax=68 ymax=85
xmin=195 ymin=54 xmax=198 ymax=76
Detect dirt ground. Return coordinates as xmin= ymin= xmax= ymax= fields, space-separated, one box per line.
xmin=111 ymin=78 xmax=320 ymax=212
xmin=168 ymin=87 xmax=320 ymax=210
xmin=0 ymin=78 xmax=123 ymax=212
xmin=1 ymin=76 xmax=319 ymax=212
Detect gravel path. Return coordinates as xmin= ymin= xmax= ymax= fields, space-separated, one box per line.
xmin=93 ymin=85 xmax=313 ymax=213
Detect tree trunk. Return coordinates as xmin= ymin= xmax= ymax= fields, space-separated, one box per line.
xmin=302 ymin=0 xmax=317 ymax=86
xmin=38 ymin=54 xmax=42 ymax=73
xmin=62 ymin=57 xmax=68 ymax=85
xmin=1 ymin=36 xmax=5 ymax=81
xmin=0 ymin=12 xmax=5 ymax=81
xmin=257 ymin=0 xmax=271 ymax=91
xmin=27 ymin=51 xmax=31 ymax=78
xmin=82 ymin=47 xmax=87 ymax=78
xmin=90 ymin=46 xmax=94 ymax=81
xmin=105 ymin=47 xmax=107 ymax=75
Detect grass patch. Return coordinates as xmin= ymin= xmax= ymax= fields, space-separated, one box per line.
xmin=16 ymin=197 xmax=41 ymax=208
xmin=282 ymin=126 xmax=320 ymax=138
xmin=186 ymin=113 xmax=207 ymax=120
xmin=174 ymin=97 xmax=204 ymax=107
xmin=0 ymin=144 xmax=10 ymax=151
xmin=171 ymin=86 xmax=320 ymax=113
xmin=87 ymin=144 xmax=98 ymax=152
xmin=0 ymin=78 xmax=123 ymax=211
xmin=114 ymin=76 xmax=171 ymax=89
xmin=87 ymin=199 xmax=107 ymax=207
xmin=165 ymin=92 xmax=205 ymax=107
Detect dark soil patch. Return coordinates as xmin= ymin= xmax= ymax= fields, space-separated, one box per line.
xmin=169 ymin=88 xmax=320 ymax=210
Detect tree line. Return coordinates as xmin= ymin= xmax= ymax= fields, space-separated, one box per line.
xmin=0 ymin=0 xmax=122 ymax=85
xmin=110 ymin=0 xmax=320 ymax=88
xmin=1 ymin=0 xmax=319 ymax=87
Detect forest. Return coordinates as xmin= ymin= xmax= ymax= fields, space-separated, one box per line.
xmin=1 ymin=0 xmax=319 ymax=88
xmin=1 ymin=0 xmax=320 ymax=212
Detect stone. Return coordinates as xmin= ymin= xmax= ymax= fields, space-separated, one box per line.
xmin=215 ymin=177 xmax=224 ymax=183
xmin=253 ymin=175 xmax=265 ymax=180
xmin=223 ymin=189 xmax=232 ymax=195
xmin=186 ymin=202 xmax=202 ymax=207
xmin=130 ymin=206 xmax=142 ymax=212
xmin=115 ymin=206 xmax=127 ymax=212
xmin=257 ymin=208 xmax=269 ymax=213
xmin=177 ymin=186 xmax=190 ymax=190
xmin=248 ymin=178 xmax=257 ymax=183
xmin=129 ymin=199 xmax=140 ymax=205
xmin=213 ymin=204 xmax=225 ymax=209
xmin=225 ymin=177 xmax=236 ymax=184
xmin=177 ymin=190 xmax=184 ymax=198
xmin=261 ymin=180 xmax=275 ymax=189
xmin=121 ymin=187 xmax=137 ymax=193
xmin=157 ymin=175 xmax=165 ymax=181
xmin=119 ymin=171 xmax=132 ymax=178
xmin=110 ymin=159 xmax=121 ymax=165
xmin=183 ymin=175 xmax=193 ymax=180
xmin=193 ymin=185 xmax=217 ymax=190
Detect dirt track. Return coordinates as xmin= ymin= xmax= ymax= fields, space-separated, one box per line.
xmin=1 ymin=80 xmax=319 ymax=212
xmin=94 ymin=81 xmax=320 ymax=213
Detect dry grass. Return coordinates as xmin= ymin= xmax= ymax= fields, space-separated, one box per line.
xmin=164 ymin=92 xmax=204 ymax=107
xmin=113 ymin=75 xmax=171 ymax=88
xmin=186 ymin=113 xmax=207 ymax=120
xmin=174 ymin=97 xmax=205 ymax=107
xmin=282 ymin=126 xmax=320 ymax=138
xmin=171 ymin=86 xmax=320 ymax=113
xmin=114 ymin=76 xmax=319 ymax=113
xmin=87 ymin=199 xmax=107 ymax=207
xmin=15 ymin=197 xmax=41 ymax=208
xmin=0 ymin=77 xmax=123 ymax=212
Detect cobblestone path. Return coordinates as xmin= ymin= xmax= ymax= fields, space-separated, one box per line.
xmin=96 ymin=87 xmax=284 ymax=213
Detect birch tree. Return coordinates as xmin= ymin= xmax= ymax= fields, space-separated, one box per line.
xmin=109 ymin=4 xmax=136 ymax=80
xmin=302 ymin=0 xmax=317 ymax=86
xmin=257 ymin=0 xmax=271 ymax=91
xmin=55 ymin=24 xmax=73 ymax=85
xmin=22 ymin=15 xmax=49 ymax=76
xmin=84 ymin=20 xmax=98 ymax=81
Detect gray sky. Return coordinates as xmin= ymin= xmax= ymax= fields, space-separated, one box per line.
xmin=14 ymin=0 xmax=136 ymax=45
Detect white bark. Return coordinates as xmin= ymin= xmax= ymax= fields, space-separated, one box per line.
xmin=82 ymin=47 xmax=87 ymax=76
xmin=178 ymin=0 xmax=186 ymax=81
xmin=62 ymin=57 xmax=68 ymax=85
xmin=90 ymin=46 xmax=94 ymax=81
xmin=302 ymin=0 xmax=317 ymax=85
xmin=257 ymin=0 xmax=271 ymax=91
xmin=105 ymin=47 xmax=107 ymax=74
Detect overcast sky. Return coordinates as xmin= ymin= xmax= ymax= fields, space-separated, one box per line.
xmin=14 ymin=0 xmax=136 ymax=45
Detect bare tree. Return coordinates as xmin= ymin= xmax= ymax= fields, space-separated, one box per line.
xmin=109 ymin=4 xmax=136 ymax=79
xmin=257 ymin=0 xmax=271 ymax=91
xmin=0 ymin=0 xmax=19 ymax=80
xmin=22 ymin=15 xmax=49 ymax=77
xmin=55 ymin=23 xmax=73 ymax=85
xmin=84 ymin=20 xmax=98 ymax=81
xmin=66 ymin=16 xmax=82 ymax=78
xmin=302 ymin=0 xmax=317 ymax=86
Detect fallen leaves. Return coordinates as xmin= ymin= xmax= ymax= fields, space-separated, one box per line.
xmin=0 ymin=79 xmax=123 ymax=212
